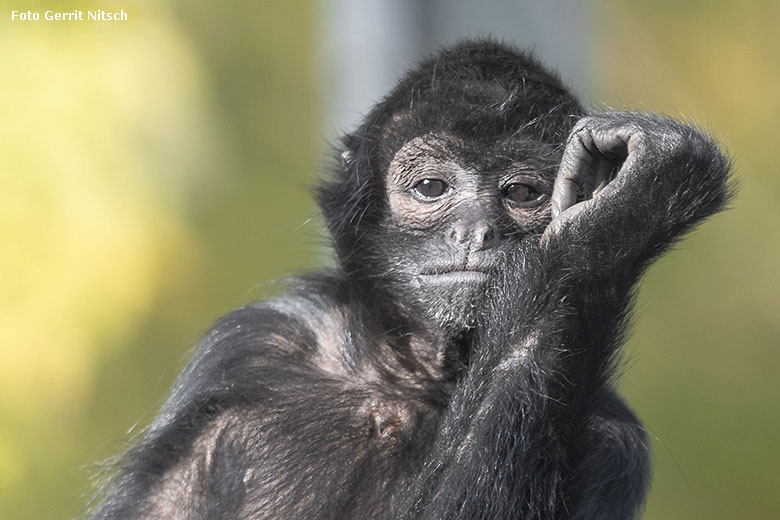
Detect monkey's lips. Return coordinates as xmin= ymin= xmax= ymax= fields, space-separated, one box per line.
xmin=417 ymin=270 xmax=490 ymax=285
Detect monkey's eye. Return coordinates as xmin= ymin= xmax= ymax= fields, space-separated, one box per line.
xmin=502 ymin=183 xmax=542 ymax=205
xmin=411 ymin=178 xmax=449 ymax=200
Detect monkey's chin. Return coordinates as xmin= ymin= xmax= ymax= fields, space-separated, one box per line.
xmin=414 ymin=274 xmax=489 ymax=333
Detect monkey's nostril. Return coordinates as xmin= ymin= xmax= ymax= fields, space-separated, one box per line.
xmin=449 ymin=222 xmax=468 ymax=246
xmin=478 ymin=225 xmax=500 ymax=250
xmin=449 ymin=221 xmax=500 ymax=251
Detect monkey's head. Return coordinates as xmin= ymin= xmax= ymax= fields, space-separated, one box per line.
xmin=318 ymin=40 xmax=584 ymax=333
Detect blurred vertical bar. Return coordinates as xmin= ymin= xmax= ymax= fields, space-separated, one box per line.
xmin=317 ymin=0 xmax=592 ymax=137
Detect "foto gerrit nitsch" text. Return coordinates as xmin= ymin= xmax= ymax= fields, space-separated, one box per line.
xmin=11 ymin=10 xmax=128 ymax=21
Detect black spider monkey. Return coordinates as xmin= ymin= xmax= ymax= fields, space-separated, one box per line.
xmin=88 ymin=40 xmax=732 ymax=519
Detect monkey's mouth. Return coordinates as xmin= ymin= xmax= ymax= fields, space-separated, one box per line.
xmin=417 ymin=255 xmax=499 ymax=286
xmin=417 ymin=270 xmax=490 ymax=285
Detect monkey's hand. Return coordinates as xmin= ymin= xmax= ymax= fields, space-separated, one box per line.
xmin=542 ymin=112 xmax=732 ymax=269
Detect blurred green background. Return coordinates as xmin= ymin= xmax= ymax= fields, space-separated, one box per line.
xmin=0 ymin=1 xmax=777 ymax=519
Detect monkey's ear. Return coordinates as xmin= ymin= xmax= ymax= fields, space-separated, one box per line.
xmin=340 ymin=149 xmax=353 ymax=170
xmin=339 ymin=133 xmax=358 ymax=171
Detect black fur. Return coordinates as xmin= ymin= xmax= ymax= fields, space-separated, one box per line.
xmin=87 ymin=40 xmax=733 ymax=520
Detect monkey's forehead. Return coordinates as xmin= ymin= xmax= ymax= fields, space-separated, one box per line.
xmin=386 ymin=134 xmax=561 ymax=180
xmin=373 ymin=101 xmax=571 ymax=164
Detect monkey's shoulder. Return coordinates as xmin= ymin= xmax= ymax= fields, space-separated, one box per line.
xmin=181 ymin=276 xmax=438 ymax=447
xmin=194 ymin=273 xmax=366 ymax=375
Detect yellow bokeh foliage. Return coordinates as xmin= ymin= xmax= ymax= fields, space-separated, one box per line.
xmin=0 ymin=1 xmax=221 ymax=492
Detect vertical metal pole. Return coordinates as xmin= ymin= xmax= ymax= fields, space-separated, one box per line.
xmin=318 ymin=0 xmax=592 ymax=137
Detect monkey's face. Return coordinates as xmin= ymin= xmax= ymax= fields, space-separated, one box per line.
xmin=318 ymin=64 xmax=582 ymax=334
xmin=379 ymin=133 xmax=560 ymax=332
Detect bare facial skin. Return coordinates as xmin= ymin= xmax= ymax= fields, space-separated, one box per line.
xmin=379 ymin=134 xmax=562 ymax=332
xmin=386 ymin=135 xmax=552 ymax=233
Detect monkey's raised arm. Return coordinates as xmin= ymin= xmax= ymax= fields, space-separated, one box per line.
xmin=395 ymin=114 xmax=732 ymax=519
xmin=396 ymin=241 xmax=642 ymax=519
xmin=547 ymin=112 xmax=734 ymax=266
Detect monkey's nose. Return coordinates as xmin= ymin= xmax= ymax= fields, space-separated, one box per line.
xmin=449 ymin=220 xmax=500 ymax=251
